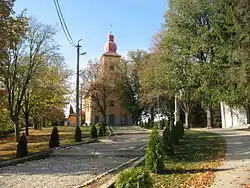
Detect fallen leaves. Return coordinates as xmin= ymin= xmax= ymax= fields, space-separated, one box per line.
xmin=151 ymin=130 xmax=226 ymax=188
xmin=0 ymin=126 xmax=92 ymax=161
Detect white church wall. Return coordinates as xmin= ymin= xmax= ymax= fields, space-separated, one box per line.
xmin=221 ymin=102 xmax=248 ymax=128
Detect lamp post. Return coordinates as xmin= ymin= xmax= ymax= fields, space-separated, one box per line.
xmin=76 ymin=39 xmax=86 ymax=127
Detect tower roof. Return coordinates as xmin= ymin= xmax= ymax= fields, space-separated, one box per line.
xmin=103 ymin=33 xmax=121 ymax=57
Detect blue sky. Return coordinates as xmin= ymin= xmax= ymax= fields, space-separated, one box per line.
xmin=14 ymin=0 xmax=167 ymax=71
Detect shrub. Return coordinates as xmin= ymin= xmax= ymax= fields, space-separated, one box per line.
xmin=153 ymin=121 xmax=159 ymax=129
xmin=176 ymin=121 xmax=184 ymax=139
xmin=49 ymin=126 xmax=59 ymax=148
xmin=115 ymin=167 xmax=153 ymax=188
xmin=145 ymin=128 xmax=164 ymax=173
xmin=159 ymin=119 xmax=165 ymax=130
xmin=171 ymin=126 xmax=179 ymax=145
xmin=162 ymin=122 xmax=174 ymax=155
xmin=75 ymin=126 xmax=82 ymax=142
xmin=16 ymin=133 xmax=28 ymax=158
xmin=99 ymin=123 xmax=106 ymax=136
xmin=91 ymin=124 xmax=98 ymax=139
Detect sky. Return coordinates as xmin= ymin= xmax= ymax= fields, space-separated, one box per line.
xmin=14 ymin=0 xmax=167 ymax=71
xmin=14 ymin=0 xmax=167 ymax=116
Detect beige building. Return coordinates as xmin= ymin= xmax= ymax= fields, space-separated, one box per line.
xmin=85 ymin=34 xmax=132 ymax=125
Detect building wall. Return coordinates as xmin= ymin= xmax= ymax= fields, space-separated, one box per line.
xmin=85 ymin=93 xmax=133 ymax=125
xmin=221 ymin=102 xmax=249 ymax=128
xmin=84 ymin=53 xmax=133 ymax=125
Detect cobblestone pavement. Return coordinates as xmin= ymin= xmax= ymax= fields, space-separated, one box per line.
xmin=0 ymin=126 xmax=149 ymax=188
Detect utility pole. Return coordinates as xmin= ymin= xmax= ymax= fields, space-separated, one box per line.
xmin=75 ymin=39 xmax=86 ymax=127
xmin=80 ymin=84 xmax=83 ymax=126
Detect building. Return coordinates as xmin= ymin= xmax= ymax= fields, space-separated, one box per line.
xmin=65 ymin=110 xmax=85 ymax=126
xmin=85 ymin=34 xmax=132 ymax=125
xmin=220 ymin=103 xmax=250 ymax=128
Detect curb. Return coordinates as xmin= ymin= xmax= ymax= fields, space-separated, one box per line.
xmin=79 ymin=157 xmax=139 ymax=188
xmin=0 ymin=149 xmax=53 ymax=168
xmin=100 ymin=156 xmax=146 ymax=188
xmin=0 ymin=139 xmax=97 ymax=168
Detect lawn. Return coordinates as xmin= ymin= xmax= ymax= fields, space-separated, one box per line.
xmin=0 ymin=126 xmax=94 ymax=161
xmin=152 ymin=130 xmax=226 ymax=188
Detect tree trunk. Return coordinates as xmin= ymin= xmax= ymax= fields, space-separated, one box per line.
xmin=25 ymin=114 xmax=29 ymax=136
xmin=206 ymin=107 xmax=212 ymax=128
xmin=184 ymin=111 xmax=190 ymax=129
xmin=42 ymin=118 xmax=46 ymax=127
xmin=150 ymin=107 xmax=154 ymax=123
xmin=14 ymin=118 xmax=20 ymax=142
xmin=102 ymin=115 xmax=106 ymax=125
xmin=33 ymin=117 xmax=38 ymax=130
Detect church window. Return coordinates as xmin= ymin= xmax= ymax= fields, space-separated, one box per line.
xmin=110 ymin=65 xmax=114 ymax=71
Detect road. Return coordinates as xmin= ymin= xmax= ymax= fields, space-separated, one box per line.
xmin=0 ymin=126 xmax=149 ymax=188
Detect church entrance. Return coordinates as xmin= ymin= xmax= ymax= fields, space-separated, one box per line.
xmin=109 ymin=114 xmax=115 ymax=125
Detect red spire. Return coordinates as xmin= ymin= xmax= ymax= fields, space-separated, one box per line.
xmin=104 ymin=34 xmax=117 ymax=53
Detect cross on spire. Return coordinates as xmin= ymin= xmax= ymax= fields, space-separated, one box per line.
xmin=109 ymin=25 xmax=112 ymax=34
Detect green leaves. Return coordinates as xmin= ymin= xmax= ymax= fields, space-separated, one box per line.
xmin=116 ymin=167 xmax=153 ymax=188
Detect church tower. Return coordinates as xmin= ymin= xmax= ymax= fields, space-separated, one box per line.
xmin=85 ymin=33 xmax=132 ymax=125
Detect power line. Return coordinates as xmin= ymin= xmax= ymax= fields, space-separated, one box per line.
xmin=53 ymin=0 xmax=76 ymax=47
xmin=55 ymin=0 xmax=76 ymax=46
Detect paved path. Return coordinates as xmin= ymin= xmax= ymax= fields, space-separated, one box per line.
xmin=202 ymin=129 xmax=250 ymax=188
xmin=0 ymin=126 xmax=149 ymax=188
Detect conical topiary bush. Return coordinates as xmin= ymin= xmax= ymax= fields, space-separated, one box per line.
xmin=91 ymin=124 xmax=98 ymax=139
xmin=75 ymin=126 xmax=82 ymax=142
xmin=145 ymin=128 xmax=164 ymax=173
xmin=16 ymin=133 xmax=28 ymax=158
xmin=49 ymin=126 xmax=59 ymax=148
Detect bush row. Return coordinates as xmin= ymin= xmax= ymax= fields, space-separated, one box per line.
xmin=116 ymin=121 xmax=185 ymax=188
xmin=16 ymin=123 xmax=110 ymax=159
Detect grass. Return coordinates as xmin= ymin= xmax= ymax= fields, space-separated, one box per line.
xmin=152 ymin=130 xmax=226 ymax=188
xmin=0 ymin=126 xmax=95 ymax=161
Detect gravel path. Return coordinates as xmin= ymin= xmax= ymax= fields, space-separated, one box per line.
xmin=0 ymin=127 xmax=149 ymax=188
xmin=203 ymin=129 xmax=250 ymax=188
xmin=0 ymin=155 xmax=133 ymax=188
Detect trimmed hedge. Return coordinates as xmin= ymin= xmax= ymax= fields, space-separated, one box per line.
xmin=145 ymin=128 xmax=164 ymax=173
xmin=115 ymin=167 xmax=153 ymax=188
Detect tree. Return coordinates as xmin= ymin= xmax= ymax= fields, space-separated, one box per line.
xmin=69 ymin=105 xmax=74 ymax=114
xmin=209 ymin=0 xmax=250 ymax=107
xmin=2 ymin=18 xmax=61 ymax=141
xmin=81 ymin=61 xmax=117 ymax=124
xmin=116 ymin=50 xmax=149 ymax=124
xmin=22 ymin=53 xmax=71 ymax=132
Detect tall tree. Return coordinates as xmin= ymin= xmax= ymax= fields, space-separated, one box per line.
xmin=2 ymin=18 xmax=59 ymax=141
xmin=116 ymin=50 xmax=149 ymax=124
xmin=22 ymin=53 xmax=71 ymax=133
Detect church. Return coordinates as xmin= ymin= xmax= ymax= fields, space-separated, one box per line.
xmin=84 ymin=34 xmax=133 ymax=125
